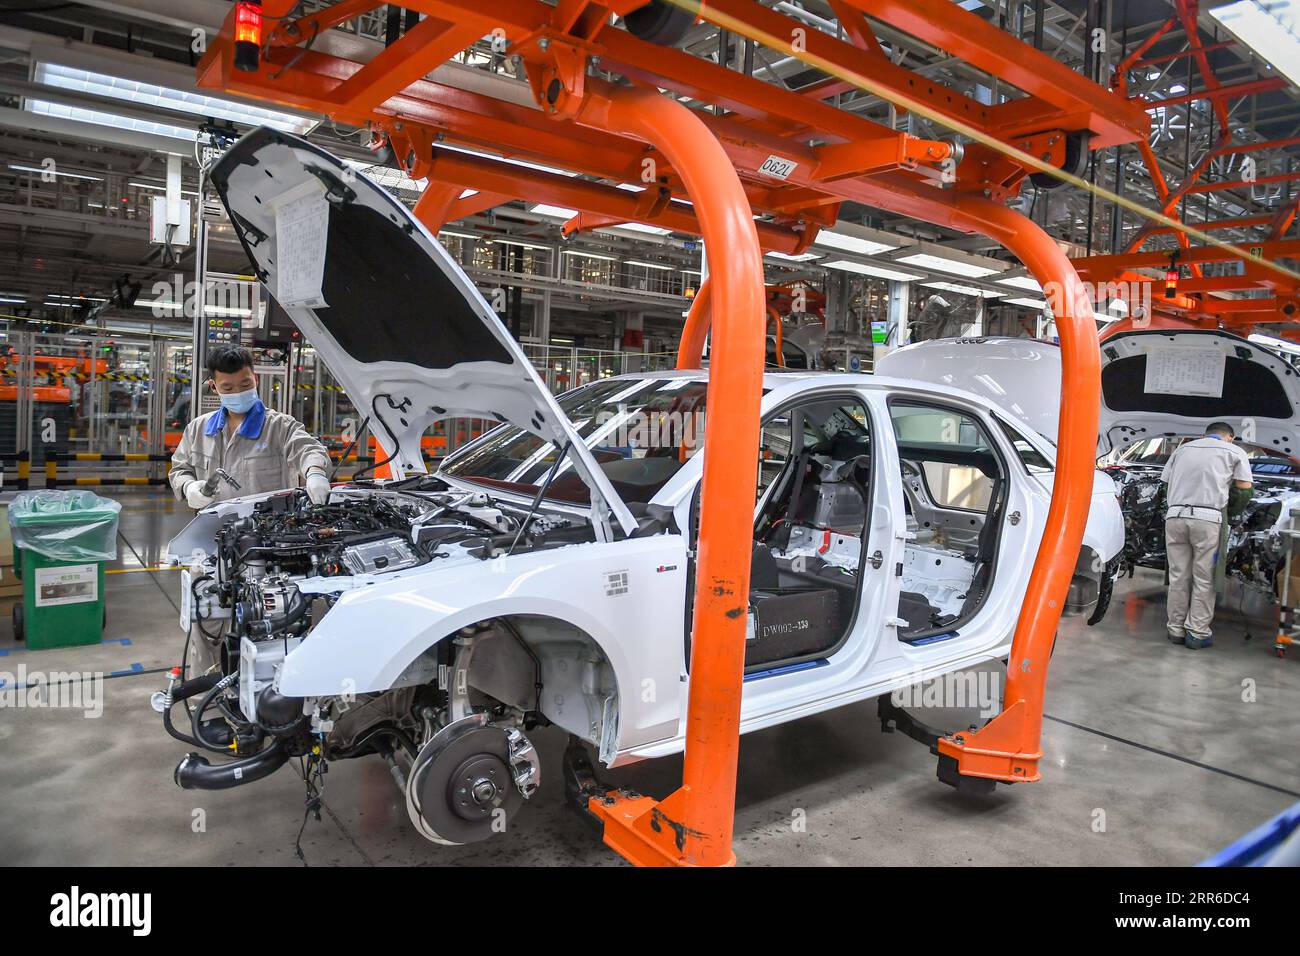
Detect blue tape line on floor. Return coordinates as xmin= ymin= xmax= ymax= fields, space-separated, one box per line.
xmin=0 ymin=637 xmax=132 ymax=657
xmin=0 ymin=662 xmax=143 ymax=689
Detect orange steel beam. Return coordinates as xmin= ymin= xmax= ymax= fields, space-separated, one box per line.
xmin=325 ymin=16 xmax=484 ymax=112
xmin=841 ymin=0 xmax=1151 ymax=146
xmin=412 ymin=182 xmax=515 ymax=232
xmin=560 ymin=88 xmax=765 ymax=868
xmin=1152 ymin=76 xmax=1286 ymax=109
xmin=418 ymin=145 xmax=811 ymax=253
xmin=1077 ymin=240 xmax=1300 ymax=272
xmin=826 ymin=0 xmax=892 ymax=62
xmin=1172 ymin=0 xmax=1230 ymax=133
xmin=1110 ymin=0 xmax=1295 ymax=323
xmin=268 ymin=0 xmax=381 ymax=46
xmin=678 ymin=277 xmax=711 ymax=369
xmin=1269 ymin=190 xmax=1300 ymax=239
xmin=1134 ymin=40 xmax=1236 ymax=68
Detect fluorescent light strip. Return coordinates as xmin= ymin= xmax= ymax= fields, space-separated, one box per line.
xmin=922 ymin=280 xmax=1004 ymax=298
xmin=34 ymin=62 xmax=314 ymax=135
xmin=491 ymin=238 xmax=551 ymax=251
xmin=599 ymin=222 xmax=673 ymax=236
xmin=127 ymin=181 xmax=200 ymax=196
xmin=562 ymin=249 xmax=618 ymax=261
xmin=0 ymin=297 xmax=27 ymax=304
xmin=625 ymin=260 xmax=674 ymax=270
xmin=438 ymin=230 xmax=478 ymax=241
xmin=8 ymin=163 xmax=102 ymax=182
xmin=899 ymin=253 xmax=1001 ymax=278
xmin=823 ymin=259 xmax=923 ymax=281
xmin=813 ymin=229 xmax=896 ymax=256
xmin=529 ymin=203 xmax=577 ymax=218
xmin=528 ymin=203 xmax=674 ymax=236
xmin=28 ymin=98 xmax=198 ymax=141
xmin=440 ymin=144 xmax=576 ymax=178
xmin=1003 ymin=297 xmax=1048 ymax=309
xmin=995 ymin=275 xmax=1042 ymax=292
xmin=766 ymin=250 xmax=822 ymax=262
xmin=136 ymin=300 xmax=250 ymax=317
xmin=1210 ymin=1 xmax=1300 ymax=89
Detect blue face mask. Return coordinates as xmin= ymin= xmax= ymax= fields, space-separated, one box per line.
xmin=219 ymin=387 xmax=260 ymax=415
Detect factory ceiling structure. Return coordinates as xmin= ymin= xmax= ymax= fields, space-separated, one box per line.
xmin=0 ymin=0 xmax=1297 ymax=346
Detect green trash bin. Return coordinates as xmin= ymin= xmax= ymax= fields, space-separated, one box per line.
xmin=7 ymin=490 xmax=121 ymax=650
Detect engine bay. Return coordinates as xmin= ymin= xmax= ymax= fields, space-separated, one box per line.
xmin=1110 ymin=464 xmax=1298 ymax=596
xmin=157 ymin=484 xmax=607 ymax=844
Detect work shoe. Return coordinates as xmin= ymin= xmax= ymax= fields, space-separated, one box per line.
xmin=1184 ymin=633 xmax=1213 ymax=649
xmin=1167 ymin=629 xmax=1186 ymax=645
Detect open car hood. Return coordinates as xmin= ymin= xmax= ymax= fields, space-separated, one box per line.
xmin=210 ymin=128 xmax=636 ymax=537
xmin=1097 ymin=329 xmax=1300 ymax=457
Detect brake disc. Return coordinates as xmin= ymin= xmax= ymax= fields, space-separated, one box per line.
xmin=405 ymin=715 xmax=535 ymax=845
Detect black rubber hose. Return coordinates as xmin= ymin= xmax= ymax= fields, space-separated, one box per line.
xmin=192 ymin=672 xmax=242 ymax=752
xmin=174 ymin=741 xmax=289 ymax=791
xmin=162 ymin=673 xmax=223 ymax=748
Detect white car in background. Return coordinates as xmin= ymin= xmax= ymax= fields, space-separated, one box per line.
xmin=1092 ymin=328 xmax=1300 ymax=595
xmin=880 ymin=330 xmax=1300 ymax=599
xmin=158 ymin=130 xmax=1124 ymax=848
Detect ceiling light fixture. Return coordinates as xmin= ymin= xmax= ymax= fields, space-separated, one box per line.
xmin=899 ymin=252 xmax=1001 ymax=278
xmin=822 ymin=259 xmax=924 ymax=281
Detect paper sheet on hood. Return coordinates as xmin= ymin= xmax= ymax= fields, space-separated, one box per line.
xmin=271 ymin=179 xmax=329 ymax=309
xmin=1143 ymin=345 xmax=1225 ymax=398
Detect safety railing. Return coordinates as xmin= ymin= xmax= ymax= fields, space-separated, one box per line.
xmin=44 ymin=453 xmax=171 ymax=489
xmin=0 ymin=451 xmax=31 ymax=491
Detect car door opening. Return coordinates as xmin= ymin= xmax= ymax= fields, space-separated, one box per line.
xmin=889 ymin=401 xmax=1007 ymax=642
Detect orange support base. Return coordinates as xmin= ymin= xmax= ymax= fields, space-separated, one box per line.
xmin=587 ymin=789 xmax=736 ymax=867
xmin=935 ymin=700 xmax=1042 ymax=783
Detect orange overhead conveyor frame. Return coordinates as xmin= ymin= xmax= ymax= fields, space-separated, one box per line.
xmin=197 ymin=0 xmax=1129 ymax=865
xmin=1076 ymin=0 xmax=1300 ymax=334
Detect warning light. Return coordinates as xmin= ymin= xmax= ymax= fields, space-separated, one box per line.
xmin=233 ymin=1 xmax=263 ymax=73
xmin=684 ymin=286 xmax=697 ymax=299
xmin=1164 ymin=266 xmax=1178 ymax=298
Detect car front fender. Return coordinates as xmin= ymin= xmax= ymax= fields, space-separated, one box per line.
xmin=276 ymin=535 xmax=688 ymax=750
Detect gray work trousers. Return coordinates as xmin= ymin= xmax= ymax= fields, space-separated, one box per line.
xmin=1165 ymin=516 xmax=1221 ymax=639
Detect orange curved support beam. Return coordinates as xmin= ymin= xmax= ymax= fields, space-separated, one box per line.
xmin=767 ymin=305 xmax=785 ymax=369
xmin=676 ymin=277 xmax=712 ymax=369
xmin=933 ymin=196 xmax=1100 ymax=783
xmin=570 ymin=87 xmax=766 ymax=867
xmin=678 ymin=187 xmax=1100 ymax=788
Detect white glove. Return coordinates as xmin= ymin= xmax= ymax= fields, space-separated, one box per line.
xmin=184 ymin=479 xmax=215 ymax=510
xmin=305 ymin=471 xmax=331 ymax=505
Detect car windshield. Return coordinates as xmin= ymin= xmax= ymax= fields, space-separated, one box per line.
xmin=439 ymin=377 xmax=709 ymax=506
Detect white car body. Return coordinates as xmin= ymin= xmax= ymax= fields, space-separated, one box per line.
xmin=172 ymin=366 xmax=1125 ymax=765
xmin=161 ymin=129 xmax=1124 ymax=841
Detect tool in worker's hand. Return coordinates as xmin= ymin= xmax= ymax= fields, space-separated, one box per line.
xmin=200 ymin=468 xmax=241 ymax=497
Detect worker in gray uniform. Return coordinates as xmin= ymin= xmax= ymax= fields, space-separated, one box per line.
xmin=170 ymin=346 xmax=332 ymax=509
xmin=1160 ymin=421 xmax=1254 ymax=648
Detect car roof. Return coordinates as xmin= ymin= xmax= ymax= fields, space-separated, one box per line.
xmin=601 ymin=367 xmax=990 ymax=403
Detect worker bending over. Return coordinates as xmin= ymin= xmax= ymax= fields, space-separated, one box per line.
xmin=1160 ymin=421 xmax=1253 ymax=649
xmin=170 ymin=346 xmax=332 ymax=509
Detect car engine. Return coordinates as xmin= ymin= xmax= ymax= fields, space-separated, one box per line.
xmin=155 ymin=484 xmax=600 ymax=844
xmin=1109 ymin=465 xmax=1298 ymax=597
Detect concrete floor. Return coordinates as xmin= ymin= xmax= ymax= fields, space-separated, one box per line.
xmin=1 ymin=489 xmax=1296 ymax=866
